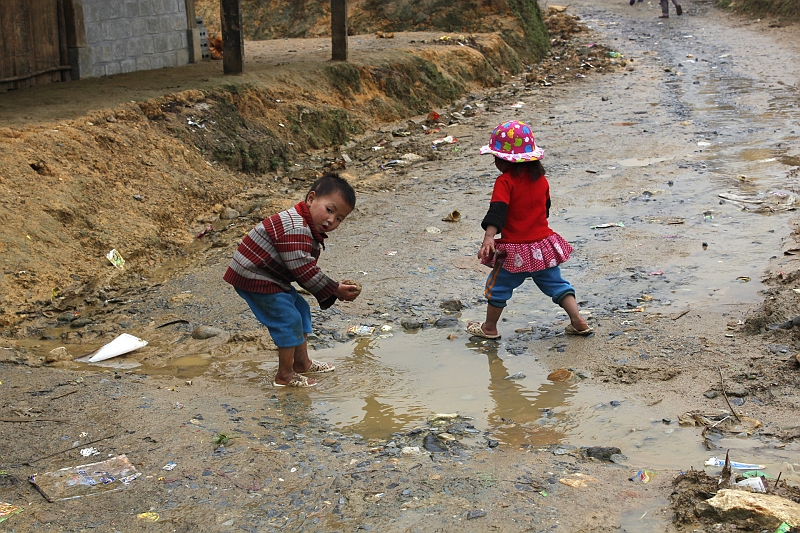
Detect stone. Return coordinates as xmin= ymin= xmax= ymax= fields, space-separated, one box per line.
xmin=423 ymin=434 xmax=447 ymax=453
xmin=221 ymin=207 xmax=240 ymax=220
xmin=724 ymin=382 xmax=748 ymax=397
xmin=695 ymin=489 xmax=800 ymax=529
xmin=583 ymin=446 xmax=623 ymax=462
xmin=439 ymin=299 xmax=463 ymax=312
xmin=400 ymin=318 xmax=423 ymax=330
xmin=704 ymin=390 xmax=719 ymax=399
xmin=45 ymin=346 xmax=72 ymax=364
xmin=191 ymin=325 xmax=226 ymax=340
xmin=433 ymin=316 xmax=459 ymax=328
xmin=467 ymin=509 xmax=487 ymax=520
xmin=56 ymin=311 xmax=75 ymax=323
xmin=70 ymin=318 xmax=93 ymax=328
xmin=401 ymin=446 xmax=423 ymax=456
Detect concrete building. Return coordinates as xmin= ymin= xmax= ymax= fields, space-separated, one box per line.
xmin=1 ymin=0 xmax=204 ymax=92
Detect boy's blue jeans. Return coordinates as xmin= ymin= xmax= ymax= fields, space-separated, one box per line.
xmin=485 ymin=264 xmax=575 ymax=308
xmin=235 ymin=287 xmax=312 ymax=348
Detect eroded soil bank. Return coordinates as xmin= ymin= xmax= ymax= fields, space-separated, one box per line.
xmin=1 ymin=1 xmax=800 ymax=532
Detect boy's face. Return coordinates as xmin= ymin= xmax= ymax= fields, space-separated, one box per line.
xmin=305 ymin=190 xmax=353 ymax=233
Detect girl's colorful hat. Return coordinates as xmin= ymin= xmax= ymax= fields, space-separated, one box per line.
xmin=479 ymin=120 xmax=544 ymax=162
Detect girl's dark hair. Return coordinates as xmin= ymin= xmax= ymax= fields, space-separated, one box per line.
xmin=307 ymin=172 xmax=356 ymax=208
xmin=511 ymin=160 xmax=545 ymax=180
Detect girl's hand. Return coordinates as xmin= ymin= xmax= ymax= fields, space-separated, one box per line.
xmin=478 ymin=236 xmax=496 ymax=260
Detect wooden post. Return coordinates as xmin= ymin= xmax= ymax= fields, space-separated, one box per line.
xmin=56 ymin=0 xmax=71 ymax=81
xmin=331 ymin=0 xmax=347 ymax=61
xmin=220 ymin=0 xmax=243 ymax=74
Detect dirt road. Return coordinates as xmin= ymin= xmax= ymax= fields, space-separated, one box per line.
xmin=2 ymin=0 xmax=799 ymax=531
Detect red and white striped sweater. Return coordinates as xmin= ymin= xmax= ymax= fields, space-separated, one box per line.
xmin=223 ymin=201 xmax=338 ymax=308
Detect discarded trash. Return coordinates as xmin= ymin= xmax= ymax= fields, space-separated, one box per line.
xmin=0 ymin=503 xmax=23 ymax=523
xmin=705 ymin=457 xmax=765 ymax=470
xmin=106 ymin=249 xmax=125 ymax=270
xmin=649 ymin=270 xmax=665 ymax=276
xmin=196 ymin=225 xmax=213 ymax=238
xmin=137 ymin=511 xmax=160 ymax=522
xmin=401 ymin=446 xmax=424 ymax=456
xmin=347 ymin=325 xmax=375 ymax=336
xmin=30 ymin=454 xmax=140 ymax=502
xmin=736 ymin=477 xmax=767 ymax=493
xmin=425 ymin=226 xmax=442 ymax=234
xmin=81 ymin=333 xmax=148 ymax=363
xmin=385 ymin=250 xmax=397 ymax=256
xmin=380 ymin=325 xmax=392 ymax=332
xmin=442 ymin=210 xmax=461 ymax=222
xmin=426 ymin=111 xmax=441 ymax=122
xmin=590 ymin=222 xmax=624 ymax=229
xmin=743 ymin=470 xmax=774 ymax=479
xmin=607 ymin=51 xmax=622 ymax=58
xmin=775 ymin=523 xmax=792 ymax=533
xmin=79 ymin=447 xmax=100 ymax=458
xmin=380 ymin=159 xmax=405 ymax=170
xmin=504 ymin=372 xmax=526 ymax=380
xmin=618 ymin=307 xmax=645 ymax=313
xmin=636 ymin=470 xmax=655 ymax=483
xmin=432 ymin=135 xmax=457 ymax=146
xmin=736 ymin=276 xmax=750 ymax=283
xmin=702 ymin=242 xmax=708 ymax=250
xmin=509 ymin=101 xmax=525 ymax=108
xmin=162 ymin=462 xmax=177 ymax=471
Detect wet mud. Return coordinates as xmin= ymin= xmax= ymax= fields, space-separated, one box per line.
xmin=2 ymin=0 xmax=800 ymax=531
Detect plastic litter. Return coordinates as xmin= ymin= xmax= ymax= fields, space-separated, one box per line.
xmin=0 ymin=503 xmax=23 ymax=523
xmin=137 ymin=512 xmax=159 ymax=522
xmin=705 ymin=457 xmax=765 ymax=470
xmin=432 ymin=135 xmax=457 ymax=146
xmin=162 ymin=462 xmax=177 ymax=471
xmin=347 ymin=325 xmax=375 ymax=336
xmin=636 ymin=470 xmax=655 ymax=483
xmin=30 ymin=454 xmax=140 ymax=502
xmin=79 ymin=447 xmax=100 ymax=457
xmin=590 ymin=222 xmax=624 ymax=229
xmin=106 ymin=249 xmax=125 ymax=270
xmin=81 ymin=333 xmax=148 ymax=363
xmin=504 ymin=372 xmax=526 ymax=380
xmin=736 ymin=477 xmax=767 ymax=493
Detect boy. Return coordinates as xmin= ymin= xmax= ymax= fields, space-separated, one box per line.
xmin=224 ymin=173 xmax=360 ymax=387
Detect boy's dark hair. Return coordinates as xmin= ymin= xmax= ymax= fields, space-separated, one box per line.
xmin=511 ymin=160 xmax=545 ymax=180
xmin=307 ymin=172 xmax=356 ymax=208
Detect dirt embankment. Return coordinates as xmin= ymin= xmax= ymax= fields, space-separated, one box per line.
xmin=0 ymin=9 xmax=618 ymax=333
xmin=716 ymin=0 xmax=800 ymax=22
xmin=196 ymin=0 xmax=550 ymax=63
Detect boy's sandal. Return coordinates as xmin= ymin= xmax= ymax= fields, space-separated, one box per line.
xmin=303 ymin=360 xmax=336 ymax=374
xmin=466 ymin=321 xmax=501 ymax=340
xmin=565 ymin=324 xmax=594 ymax=336
xmin=273 ymin=374 xmax=317 ymax=388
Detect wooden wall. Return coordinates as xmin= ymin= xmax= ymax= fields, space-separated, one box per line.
xmin=0 ymin=0 xmax=62 ymax=91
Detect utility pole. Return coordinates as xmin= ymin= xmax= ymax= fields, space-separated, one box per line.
xmin=331 ymin=0 xmax=347 ymax=61
xmin=220 ymin=0 xmax=243 ymax=74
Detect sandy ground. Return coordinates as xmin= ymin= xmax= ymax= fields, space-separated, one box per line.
xmin=2 ymin=1 xmax=800 ymax=532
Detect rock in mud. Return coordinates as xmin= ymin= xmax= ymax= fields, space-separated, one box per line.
xmin=423 ymin=434 xmax=448 ymax=452
xmin=695 ymin=489 xmax=800 ymax=529
xmin=221 ymin=207 xmax=240 ymax=220
xmin=583 ymin=446 xmax=623 ymax=462
xmin=434 ymin=316 xmax=459 ymax=328
xmin=723 ymin=382 xmax=748 ymax=397
xmin=70 ymin=318 xmax=93 ymax=328
xmin=504 ymin=372 xmax=526 ymax=380
xmin=439 ymin=299 xmax=463 ymax=312
xmin=191 ymin=325 xmax=226 ymax=339
xmin=400 ymin=318 xmax=423 ymax=330
xmin=45 ymin=346 xmax=71 ymax=364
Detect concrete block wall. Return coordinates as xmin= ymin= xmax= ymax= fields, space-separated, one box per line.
xmin=82 ymin=0 xmax=190 ymax=77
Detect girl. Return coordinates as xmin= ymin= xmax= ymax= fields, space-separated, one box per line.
xmin=466 ymin=120 xmax=593 ymax=339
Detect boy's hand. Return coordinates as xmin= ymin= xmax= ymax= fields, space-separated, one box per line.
xmin=335 ymin=282 xmax=360 ymax=301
